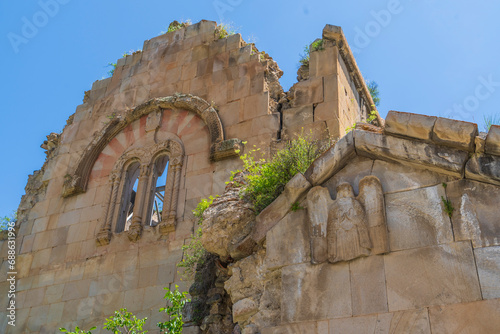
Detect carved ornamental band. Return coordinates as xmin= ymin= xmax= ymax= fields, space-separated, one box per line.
xmin=306 ymin=175 xmax=389 ymax=264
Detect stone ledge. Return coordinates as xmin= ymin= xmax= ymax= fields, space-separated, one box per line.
xmin=384 ymin=110 xmax=436 ymax=141
xmin=251 ymin=173 xmax=311 ymax=244
xmin=432 ymin=117 xmax=478 ymax=152
xmin=465 ymin=153 xmax=500 ymax=185
xmin=304 ymin=131 xmax=355 ymax=185
xmin=485 ymin=124 xmax=500 ymax=156
xmin=355 ymin=130 xmax=468 ymax=177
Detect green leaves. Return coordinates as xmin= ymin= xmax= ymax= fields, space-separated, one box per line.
xmin=366 ymin=80 xmax=380 ymax=107
xmin=239 ymin=134 xmax=331 ymax=214
xmin=103 ymin=308 xmax=148 ymax=334
xmin=59 ymin=326 xmax=96 ymax=334
xmin=177 ymin=227 xmax=205 ymax=279
xmin=157 ymin=285 xmax=190 ymax=334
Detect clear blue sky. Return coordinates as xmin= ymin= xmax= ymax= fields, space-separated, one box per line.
xmin=1 ymin=0 xmax=499 ymax=217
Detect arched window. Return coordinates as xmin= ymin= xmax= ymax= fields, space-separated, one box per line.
xmin=116 ymin=161 xmax=140 ymax=233
xmin=96 ymin=140 xmax=184 ymax=245
xmin=144 ymin=156 xmax=169 ymax=227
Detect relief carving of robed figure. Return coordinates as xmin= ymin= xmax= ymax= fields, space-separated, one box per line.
xmin=306 ymin=175 xmax=389 ymax=264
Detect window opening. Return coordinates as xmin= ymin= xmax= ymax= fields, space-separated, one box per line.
xmin=116 ymin=161 xmax=140 ymax=233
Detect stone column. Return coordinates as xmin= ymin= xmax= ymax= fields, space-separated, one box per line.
xmin=96 ymin=173 xmax=119 ymax=246
xmin=159 ymin=155 xmax=183 ymax=234
xmin=128 ymin=163 xmax=150 ymax=241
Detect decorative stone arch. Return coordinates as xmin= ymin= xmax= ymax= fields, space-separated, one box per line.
xmin=62 ymin=94 xmax=242 ymax=198
xmin=96 ymin=139 xmax=185 ymax=245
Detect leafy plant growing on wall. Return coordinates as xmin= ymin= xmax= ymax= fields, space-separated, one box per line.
xmin=484 ymin=114 xmax=500 ymax=132
xmin=59 ymin=326 xmax=96 ymax=334
xmin=158 ymin=285 xmax=190 ymax=333
xmin=235 ymin=134 xmax=332 ymax=214
xmin=60 ymin=286 xmax=189 ymax=333
xmin=215 ymin=23 xmax=236 ymax=39
xmin=299 ymin=39 xmax=324 ymax=67
xmin=177 ymin=195 xmax=217 ymax=279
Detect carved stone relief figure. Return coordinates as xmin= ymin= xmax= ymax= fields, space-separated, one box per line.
xmin=306 ymin=175 xmax=389 ymax=264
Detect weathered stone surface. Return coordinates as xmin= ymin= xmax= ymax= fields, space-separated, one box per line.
xmin=465 ymin=153 xmax=500 ymax=185
xmin=484 ymin=124 xmax=500 ymax=156
xmin=233 ymin=298 xmax=258 ymax=323
xmin=328 ymin=308 xmax=431 ymax=334
xmin=475 ymin=132 xmax=487 ymax=153
xmin=281 ymin=262 xmax=351 ymax=323
xmin=447 ymin=179 xmax=500 ymax=248
xmin=282 ymin=105 xmax=313 ymax=131
xmin=322 ymin=156 xmax=373 ymax=199
xmin=385 ymin=185 xmax=453 ymax=251
xmin=432 ymin=117 xmax=478 ymax=151
xmin=265 ymin=210 xmax=310 ymax=270
xmin=428 ymin=298 xmax=500 ymax=333
xmin=384 ymin=110 xmax=436 ymax=141
xmin=384 ymin=242 xmax=481 ymax=311
xmin=252 ymin=173 xmax=311 ymax=244
xmin=371 ymin=159 xmax=457 ymax=194
xmin=202 ymin=174 xmax=256 ymax=260
xmin=261 ymin=321 xmax=324 ymax=334
xmin=474 ymin=246 xmax=500 ymax=299
xmin=225 ymin=253 xmax=264 ymax=303
xmin=304 ymin=131 xmax=355 ymax=185
xmin=350 ymin=255 xmax=388 ymax=316
xmin=355 ymin=129 xmax=468 ymax=177
xmin=292 ymin=77 xmax=324 ymax=107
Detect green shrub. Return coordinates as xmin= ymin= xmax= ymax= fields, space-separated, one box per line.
xmin=103 ymin=309 xmax=148 ymax=334
xmin=237 ymin=134 xmax=332 ymax=214
xmin=192 ymin=195 xmax=216 ymax=224
xmin=158 ymin=285 xmax=190 ymax=334
xmin=177 ymin=226 xmax=205 ymax=280
xmin=299 ymin=39 xmax=324 ymax=67
xmin=162 ymin=20 xmax=191 ymax=34
xmin=215 ymin=23 xmax=235 ymax=39
xmin=59 ymin=326 xmax=96 ymax=334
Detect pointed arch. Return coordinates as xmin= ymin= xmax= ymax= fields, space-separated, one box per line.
xmin=62 ymin=94 xmax=242 ymax=197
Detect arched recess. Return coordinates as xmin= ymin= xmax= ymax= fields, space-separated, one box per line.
xmin=62 ymin=94 xmax=242 ymax=197
xmin=96 ymin=140 xmax=184 ymax=245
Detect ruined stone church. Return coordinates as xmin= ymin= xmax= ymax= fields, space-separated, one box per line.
xmin=2 ymin=20 xmax=500 ymax=333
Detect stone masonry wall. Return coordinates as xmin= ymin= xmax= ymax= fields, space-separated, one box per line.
xmin=215 ymin=111 xmax=500 ymax=333
xmin=0 ymin=21 xmax=393 ymax=333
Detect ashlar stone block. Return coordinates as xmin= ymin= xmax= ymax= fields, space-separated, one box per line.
xmin=485 ymin=124 xmax=500 ymax=156
xmin=350 ymin=255 xmax=388 ymax=316
xmin=432 ymin=117 xmax=478 ymax=152
xmin=371 ymin=159 xmax=457 ymax=194
xmin=474 ymin=246 xmax=500 ymax=299
xmin=384 ymin=110 xmax=436 ymax=141
xmin=385 ymin=185 xmax=453 ymax=251
xmin=328 ymin=308 xmax=431 ymax=334
xmin=355 ymin=130 xmax=468 ymax=177
xmin=385 ymin=242 xmax=481 ymax=311
xmin=281 ymin=262 xmax=351 ymax=323
xmin=292 ymin=77 xmax=324 ymax=107
xmin=265 ymin=210 xmax=310 ymax=270
xmin=447 ymin=179 xmax=500 ymax=248
xmin=428 ymin=298 xmax=500 ymax=334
